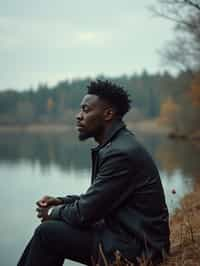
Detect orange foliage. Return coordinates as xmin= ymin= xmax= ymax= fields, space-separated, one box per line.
xmin=158 ymin=97 xmax=180 ymax=126
xmin=47 ymin=97 xmax=54 ymax=112
xmin=191 ymin=73 xmax=200 ymax=107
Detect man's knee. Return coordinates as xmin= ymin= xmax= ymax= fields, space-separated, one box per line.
xmin=34 ymin=220 xmax=59 ymax=247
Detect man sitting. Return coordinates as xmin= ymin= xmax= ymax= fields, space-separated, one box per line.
xmin=17 ymin=80 xmax=170 ymax=266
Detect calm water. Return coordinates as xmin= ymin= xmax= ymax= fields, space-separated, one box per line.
xmin=0 ymin=130 xmax=199 ymax=266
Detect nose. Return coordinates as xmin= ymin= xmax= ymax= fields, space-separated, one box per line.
xmin=76 ymin=110 xmax=83 ymax=121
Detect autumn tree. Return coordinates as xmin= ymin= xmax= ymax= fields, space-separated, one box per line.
xmin=151 ymin=0 xmax=200 ymax=135
xmin=191 ymin=72 xmax=200 ymax=106
xmin=158 ymin=97 xmax=180 ymax=131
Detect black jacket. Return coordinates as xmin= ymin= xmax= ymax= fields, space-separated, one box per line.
xmin=51 ymin=120 xmax=170 ymax=261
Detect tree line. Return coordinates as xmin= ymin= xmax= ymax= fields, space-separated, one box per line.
xmin=0 ymin=70 xmax=192 ymax=127
xmin=1 ymin=1 xmax=200 ymax=137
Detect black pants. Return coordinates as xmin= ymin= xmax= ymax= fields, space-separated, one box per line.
xmin=17 ymin=220 xmax=94 ymax=266
xmin=17 ymin=220 xmax=162 ymax=266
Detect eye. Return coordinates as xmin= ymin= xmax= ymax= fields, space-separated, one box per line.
xmin=82 ymin=105 xmax=90 ymax=113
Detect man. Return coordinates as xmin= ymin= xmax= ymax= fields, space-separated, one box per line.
xmin=17 ymin=80 xmax=170 ymax=266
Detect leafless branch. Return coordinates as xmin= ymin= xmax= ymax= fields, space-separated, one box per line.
xmin=150 ymin=0 xmax=200 ymax=71
xmin=184 ymin=0 xmax=200 ymax=11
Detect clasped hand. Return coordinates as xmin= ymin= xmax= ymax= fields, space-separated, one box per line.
xmin=36 ymin=195 xmax=62 ymax=222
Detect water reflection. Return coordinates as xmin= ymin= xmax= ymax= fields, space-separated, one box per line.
xmin=160 ymin=169 xmax=193 ymax=213
xmin=155 ymin=138 xmax=200 ymax=178
xmin=0 ymin=131 xmax=199 ymax=266
xmin=1 ymin=132 xmax=199 ymax=174
xmin=0 ymin=131 xmax=199 ymax=202
xmin=0 ymin=131 xmax=92 ymax=171
xmin=0 ymin=160 xmax=90 ymax=266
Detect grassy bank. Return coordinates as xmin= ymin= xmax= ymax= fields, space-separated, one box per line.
xmin=162 ymin=181 xmax=200 ymax=266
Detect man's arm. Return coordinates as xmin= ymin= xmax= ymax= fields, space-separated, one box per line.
xmin=50 ymin=151 xmax=132 ymax=227
xmin=36 ymin=195 xmax=80 ymax=222
xmin=57 ymin=195 xmax=80 ymax=205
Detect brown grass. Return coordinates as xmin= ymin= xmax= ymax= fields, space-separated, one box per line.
xmin=162 ymin=181 xmax=200 ymax=266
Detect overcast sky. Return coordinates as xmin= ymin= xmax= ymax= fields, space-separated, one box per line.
xmin=0 ymin=0 xmax=174 ymax=91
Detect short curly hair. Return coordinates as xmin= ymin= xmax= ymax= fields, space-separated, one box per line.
xmin=87 ymin=80 xmax=131 ymax=117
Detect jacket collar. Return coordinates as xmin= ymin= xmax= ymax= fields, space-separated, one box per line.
xmin=92 ymin=119 xmax=126 ymax=152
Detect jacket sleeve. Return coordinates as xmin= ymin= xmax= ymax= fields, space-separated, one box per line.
xmin=50 ymin=151 xmax=131 ymax=227
xmin=56 ymin=195 xmax=80 ymax=205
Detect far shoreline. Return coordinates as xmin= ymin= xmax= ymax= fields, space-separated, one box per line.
xmin=0 ymin=119 xmax=170 ymax=135
xmin=0 ymin=120 xmax=199 ymax=142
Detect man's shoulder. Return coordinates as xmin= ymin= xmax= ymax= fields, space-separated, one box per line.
xmin=99 ymin=127 xmax=144 ymax=159
xmin=112 ymin=127 xmax=142 ymax=151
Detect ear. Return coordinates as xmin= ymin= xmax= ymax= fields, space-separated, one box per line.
xmin=104 ymin=107 xmax=115 ymax=121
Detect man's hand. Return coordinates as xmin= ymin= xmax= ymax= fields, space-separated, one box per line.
xmin=36 ymin=195 xmax=63 ymax=222
xmin=36 ymin=206 xmax=52 ymax=222
xmin=36 ymin=195 xmax=63 ymax=208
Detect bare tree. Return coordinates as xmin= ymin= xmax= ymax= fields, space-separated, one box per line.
xmin=150 ymin=0 xmax=200 ymax=26
xmin=150 ymin=0 xmax=200 ymax=71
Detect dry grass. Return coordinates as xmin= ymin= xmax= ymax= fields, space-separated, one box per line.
xmin=162 ymin=181 xmax=200 ymax=266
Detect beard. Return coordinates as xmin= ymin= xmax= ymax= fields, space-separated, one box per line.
xmin=77 ymin=125 xmax=104 ymax=142
xmin=78 ymin=131 xmax=93 ymax=141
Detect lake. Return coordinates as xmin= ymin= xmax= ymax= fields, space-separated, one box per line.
xmin=0 ymin=129 xmax=199 ymax=266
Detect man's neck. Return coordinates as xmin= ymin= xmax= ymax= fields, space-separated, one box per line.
xmin=94 ymin=119 xmax=121 ymax=145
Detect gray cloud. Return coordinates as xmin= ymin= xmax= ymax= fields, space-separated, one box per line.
xmin=0 ymin=0 xmax=173 ymax=90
